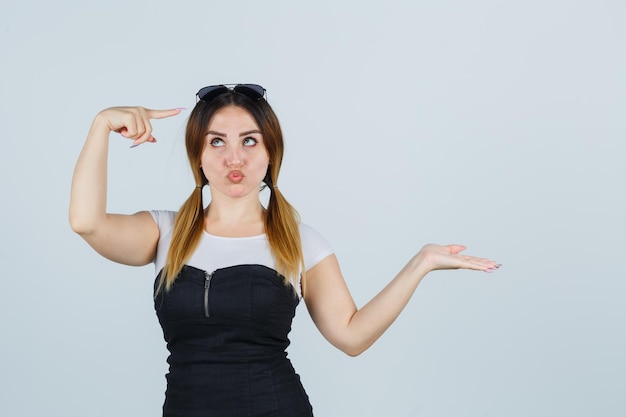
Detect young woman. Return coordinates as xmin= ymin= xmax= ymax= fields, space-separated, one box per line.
xmin=69 ymin=84 xmax=499 ymax=417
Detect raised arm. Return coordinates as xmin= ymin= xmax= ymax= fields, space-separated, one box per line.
xmin=69 ymin=106 xmax=182 ymax=266
xmin=303 ymin=244 xmax=499 ymax=356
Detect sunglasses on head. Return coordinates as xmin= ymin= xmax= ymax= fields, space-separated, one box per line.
xmin=196 ymin=84 xmax=266 ymax=103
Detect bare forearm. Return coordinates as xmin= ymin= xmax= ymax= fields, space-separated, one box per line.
xmin=69 ymin=117 xmax=111 ymax=234
xmin=341 ymin=254 xmax=429 ymax=356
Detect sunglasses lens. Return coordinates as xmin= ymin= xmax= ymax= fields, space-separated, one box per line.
xmin=233 ymin=84 xmax=265 ymax=100
xmin=197 ymin=85 xmax=229 ymax=102
xmin=196 ymin=84 xmax=266 ymax=103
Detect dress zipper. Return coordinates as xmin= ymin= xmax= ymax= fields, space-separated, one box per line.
xmin=204 ymin=271 xmax=213 ymax=318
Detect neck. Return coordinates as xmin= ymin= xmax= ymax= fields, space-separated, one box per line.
xmin=204 ymin=194 xmax=265 ymax=237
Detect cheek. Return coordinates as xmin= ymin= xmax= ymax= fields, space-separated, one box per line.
xmin=200 ymin=151 xmax=218 ymax=169
xmin=199 ymin=154 xmax=216 ymax=178
xmin=256 ymin=155 xmax=270 ymax=173
xmin=245 ymin=147 xmax=269 ymax=168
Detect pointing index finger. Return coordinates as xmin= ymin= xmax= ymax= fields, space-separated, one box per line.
xmin=148 ymin=107 xmax=186 ymax=120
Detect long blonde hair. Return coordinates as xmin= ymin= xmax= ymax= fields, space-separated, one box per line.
xmin=156 ymin=92 xmax=304 ymax=293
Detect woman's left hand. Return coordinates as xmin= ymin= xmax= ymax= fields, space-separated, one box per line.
xmin=414 ymin=244 xmax=500 ymax=274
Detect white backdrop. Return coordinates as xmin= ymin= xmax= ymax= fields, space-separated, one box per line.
xmin=1 ymin=1 xmax=624 ymax=416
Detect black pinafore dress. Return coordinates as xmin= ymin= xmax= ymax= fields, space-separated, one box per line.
xmin=154 ymin=264 xmax=313 ymax=417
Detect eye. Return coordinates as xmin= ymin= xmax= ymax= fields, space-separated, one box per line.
xmin=243 ymin=137 xmax=258 ymax=147
xmin=210 ymin=138 xmax=225 ymax=147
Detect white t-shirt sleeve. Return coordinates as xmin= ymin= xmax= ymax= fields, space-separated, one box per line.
xmin=299 ymin=223 xmax=334 ymax=271
xmin=149 ymin=210 xmax=176 ymax=271
xmin=150 ymin=209 xmax=176 ymax=230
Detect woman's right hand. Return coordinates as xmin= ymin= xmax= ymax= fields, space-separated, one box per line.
xmin=94 ymin=106 xmax=183 ymax=147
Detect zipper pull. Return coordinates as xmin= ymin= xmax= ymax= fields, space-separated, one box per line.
xmin=204 ymin=271 xmax=213 ymax=318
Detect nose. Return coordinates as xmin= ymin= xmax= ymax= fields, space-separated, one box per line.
xmin=226 ymin=146 xmax=243 ymax=167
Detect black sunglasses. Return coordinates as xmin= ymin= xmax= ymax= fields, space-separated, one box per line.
xmin=196 ymin=84 xmax=266 ymax=103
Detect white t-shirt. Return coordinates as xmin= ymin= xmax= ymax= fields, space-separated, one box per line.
xmin=150 ymin=210 xmax=333 ymax=287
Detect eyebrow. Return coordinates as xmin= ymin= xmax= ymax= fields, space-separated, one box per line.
xmin=205 ymin=129 xmax=262 ymax=137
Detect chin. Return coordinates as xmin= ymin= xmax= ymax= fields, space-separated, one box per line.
xmin=210 ymin=181 xmax=260 ymax=199
xmin=224 ymin=185 xmax=254 ymax=198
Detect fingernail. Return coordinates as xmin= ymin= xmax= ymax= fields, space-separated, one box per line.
xmin=495 ymin=264 xmax=502 ymax=268
xmin=130 ymin=142 xmax=140 ymax=148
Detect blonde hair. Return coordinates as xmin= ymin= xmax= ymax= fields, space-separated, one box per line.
xmin=156 ymin=92 xmax=304 ymax=293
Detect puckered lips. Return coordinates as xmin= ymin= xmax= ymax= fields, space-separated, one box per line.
xmin=227 ymin=170 xmax=244 ymax=184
